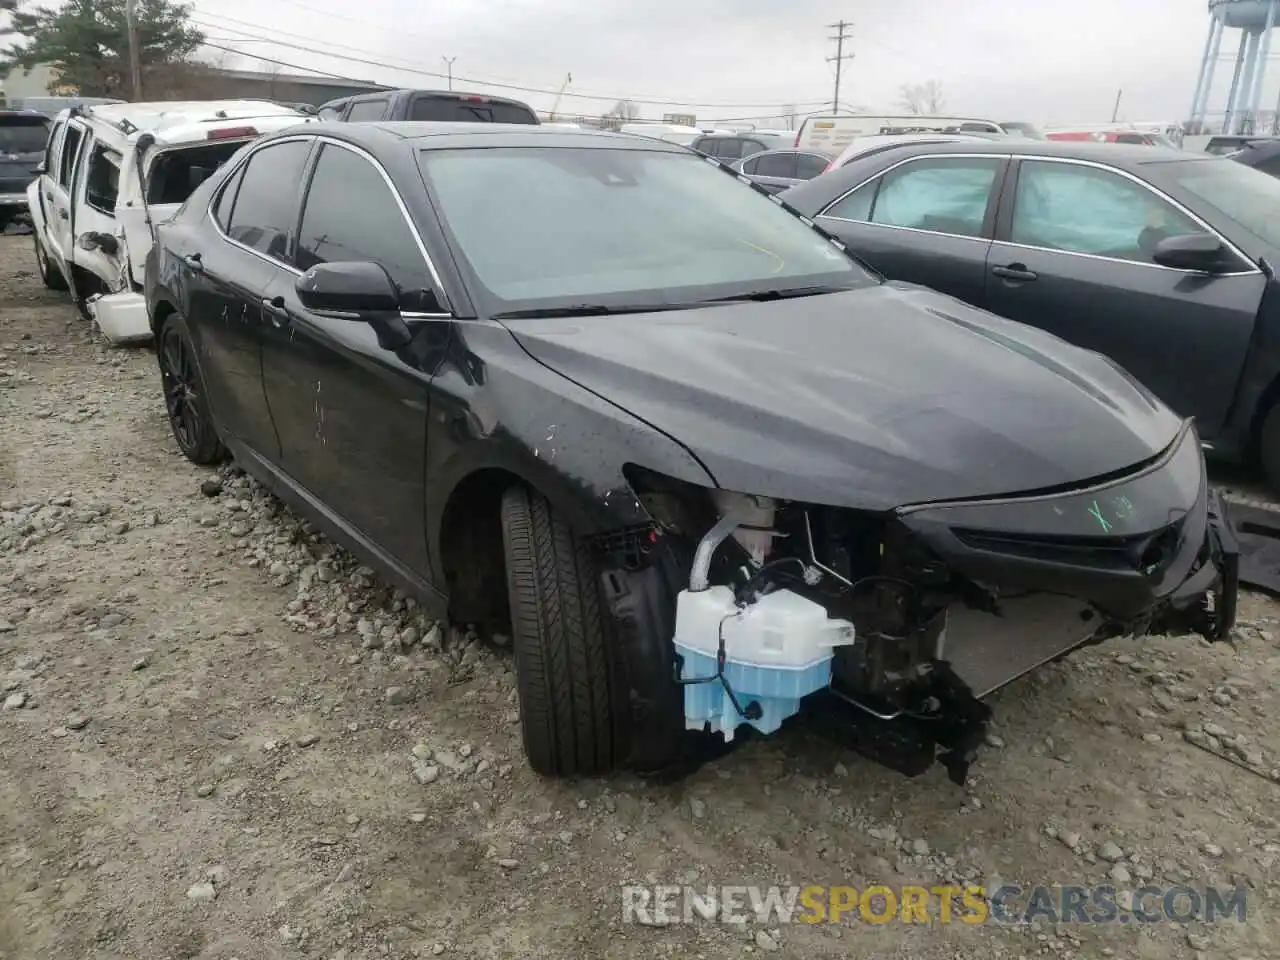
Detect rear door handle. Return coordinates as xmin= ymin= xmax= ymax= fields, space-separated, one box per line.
xmin=181 ymin=253 xmax=204 ymax=274
xmin=56 ymin=209 xmax=68 ymax=221
xmin=261 ymin=296 xmax=291 ymax=327
xmin=991 ymin=263 xmax=1038 ymax=282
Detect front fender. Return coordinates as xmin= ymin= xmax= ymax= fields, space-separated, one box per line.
xmin=424 ymin=322 xmax=717 ymax=585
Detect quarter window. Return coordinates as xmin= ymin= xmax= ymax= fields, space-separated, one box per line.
xmin=345 ymin=99 xmax=389 ymax=121
xmin=213 ymin=162 xmax=246 ymax=230
xmin=223 ymin=140 xmax=312 ymax=260
xmin=795 ymin=153 xmax=830 ymax=179
xmin=58 ymin=123 xmax=84 ymax=188
xmin=295 ymin=143 xmax=432 ymax=303
xmin=1009 ymin=160 xmax=1205 ymax=264
xmin=824 ymin=156 xmax=1001 ymax=238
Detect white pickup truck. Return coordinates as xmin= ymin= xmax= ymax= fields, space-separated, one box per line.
xmin=27 ymin=100 xmax=314 ymax=342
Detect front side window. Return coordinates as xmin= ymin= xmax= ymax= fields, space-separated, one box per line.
xmin=417 ymin=146 xmax=873 ymax=310
xmin=1010 ymin=160 xmax=1205 ymax=263
xmin=223 ymin=139 xmax=312 ymax=260
xmin=345 ymin=99 xmax=388 ymax=122
xmin=58 ymin=123 xmax=84 ymax=188
xmin=1160 ymin=155 xmax=1280 ymax=250
xmin=295 ymin=143 xmax=431 ymax=299
xmin=824 ymin=156 xmax=1001 ymax=238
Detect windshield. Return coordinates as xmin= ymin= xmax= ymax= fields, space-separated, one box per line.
xmin=0 ymin=118 xmax=50 ymax=154
xmin=417 ymin=146 xmax=875 ymax=311
xmin=1161 ymin=157 xmax=1280 ymax=248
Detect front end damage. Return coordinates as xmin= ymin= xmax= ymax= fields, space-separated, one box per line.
xmin=595 ymin=419 xmax=1238 ymax=783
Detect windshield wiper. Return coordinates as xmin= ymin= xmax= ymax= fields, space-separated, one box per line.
xmin=491 ymin=302 xmax=699 ymax=320
xmin=698 ymin=284 xmax=858 ymax=303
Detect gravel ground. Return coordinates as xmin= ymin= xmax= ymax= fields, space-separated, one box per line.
xmin=3 ymin=233 xmax=1280 ymax=960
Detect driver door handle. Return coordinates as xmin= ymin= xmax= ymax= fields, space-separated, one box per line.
xmin=56 ymin=209 xmax=68 ymax=220
xmin=991 ymin=263 xmax=1038 ymax=282
xmin=261 ymin=296 xmax=291 ymax=327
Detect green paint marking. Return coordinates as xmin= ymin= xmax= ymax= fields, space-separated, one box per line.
xmin=1088 ymin=500 xmax=1113 ymax=533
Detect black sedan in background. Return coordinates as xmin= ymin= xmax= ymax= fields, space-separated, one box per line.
xmin=729 ymin=148 xmax=833 ymax=193
xmin=781 ymin=140 xmax=1280 ymax=492
xmin=144 ymin=123 xmax=1235 ymax=784
xmin=1229 ymin=137 xmax=1280 ymax=178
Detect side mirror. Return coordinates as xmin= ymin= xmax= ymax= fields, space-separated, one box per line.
xmin=33 ymin=161 xmax=45 ymax=176
xmin=296 ymin=261 xmax=400 ymax=316
xmin=1152 ymin=233 xmax=1230 ymax=273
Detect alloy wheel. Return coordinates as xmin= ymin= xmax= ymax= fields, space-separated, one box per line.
xmin=160 ymin=329 xmax=205 ymax=455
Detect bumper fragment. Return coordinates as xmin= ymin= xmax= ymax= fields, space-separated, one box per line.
xmin=86 ymin=291 xmax=151 ymax=344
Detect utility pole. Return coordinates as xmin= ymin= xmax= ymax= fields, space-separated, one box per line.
xmin=1111 ymin=87 xmax=1123 ymax=122
xmin=125 ymin=0 xmax=143 ymax=100
xmin=827 ymin=20 xmax=855 ymax=114
xmin=442 ymin=56 xmax=456 ymax=91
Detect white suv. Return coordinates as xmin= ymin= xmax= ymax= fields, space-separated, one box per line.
xmin=28 ymin=100 xmax=315 ymax=342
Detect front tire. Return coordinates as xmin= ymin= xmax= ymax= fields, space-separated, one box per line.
xmin=158 ymin=313 xmax=226 ymax=465
xmin=33 ymin=231 xmax=67 ymax=291
xmin=500 ymin=485 xmax=623 ymax=776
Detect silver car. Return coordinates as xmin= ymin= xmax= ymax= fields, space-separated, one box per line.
xmin=729 ymin=148 xmax=834 ymax=194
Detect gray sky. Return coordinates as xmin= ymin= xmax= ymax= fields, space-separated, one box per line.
xmin=193 ymin=0 xmax=1221 ymax=126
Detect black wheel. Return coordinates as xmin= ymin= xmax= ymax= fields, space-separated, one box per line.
xmin=1260 ymin=401 xmax=1280 ymax=498
xmin=158 ymin=313 xmax=226 ymax=465
xmin=33 ymin=231 xmax=67 ymax=291
xmin=500 ymin=485 xmax=624 ymax=776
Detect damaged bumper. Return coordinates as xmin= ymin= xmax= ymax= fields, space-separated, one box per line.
xmin=657 ymin=419 xmax=1237 ymax=784
xmin=85 ymin=291 xmax=152 ymax=344
xmin=895 ymin=419 xmax=1237 ymax=649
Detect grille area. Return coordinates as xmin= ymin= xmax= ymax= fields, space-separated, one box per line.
xmin=954 ymin=519 xmax=1185 ymax=575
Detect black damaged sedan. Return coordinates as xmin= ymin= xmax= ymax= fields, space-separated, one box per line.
xmin=144 ymin=122 xmax=1238 ymax=783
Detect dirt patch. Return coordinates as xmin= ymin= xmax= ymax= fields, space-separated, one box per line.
xmin=1 ymin=234 xmax=1277 ymax=959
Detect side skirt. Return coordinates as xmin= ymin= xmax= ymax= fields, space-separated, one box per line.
xmin=224 ymin=437 xmax=450 ymax=621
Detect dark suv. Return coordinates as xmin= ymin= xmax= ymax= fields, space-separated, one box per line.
xmin=317 ymin=89 xmax=540 ymax=124
xmin=0 ymin=110 xmax=50 ymax=230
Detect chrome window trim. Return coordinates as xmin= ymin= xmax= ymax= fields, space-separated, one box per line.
xmin=206 ymin=133 xmax=449 ymax=299
xmin=816 ymin=151 xmax=1264 ymax=277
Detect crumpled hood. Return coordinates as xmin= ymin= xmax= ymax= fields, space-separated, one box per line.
xmin=504 ymin=282 xmax=1184 ymax=510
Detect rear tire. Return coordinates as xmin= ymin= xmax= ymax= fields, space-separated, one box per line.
xmin=33 ymin=231 xmax=67 ymax=291
xmin=500 ymin=485 xmax=623 ymax=776
xmin=158 ymin=312 xmax=227 ymax=465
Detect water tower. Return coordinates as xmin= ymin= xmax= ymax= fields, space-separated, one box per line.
xmin=1189 ymin=0 xmax=1280 ymax=134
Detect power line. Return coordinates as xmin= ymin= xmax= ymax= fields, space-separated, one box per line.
xmin=827 ymin=20 xmax=855 ymax=114
xmin=193 ymin=10 xmax=831 ymax=110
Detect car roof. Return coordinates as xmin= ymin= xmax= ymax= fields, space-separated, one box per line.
xmin=262 ymin=121 xmax=693 ymax=153
xmin=61 ymin=100 xmax=313 ymax=147
xmin=844 ymin=137 xmax=1203 ymax=168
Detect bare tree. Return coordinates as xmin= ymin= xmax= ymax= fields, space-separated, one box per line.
xmin=608 ymin=99 xmax=639 ymax=120
xmin=899 ymin=80 xmax=946 ymax=115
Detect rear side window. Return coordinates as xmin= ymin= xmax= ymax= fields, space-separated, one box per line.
xmin=795 ymin=154 xmax=830 ymax=179
xmin=755 ymin=153 xmax=796 ymax=178
xmin=43 ymin=119 xmax=63 ymax=173
xmin=295 ymin=143 xmax=432 ymax=300
xmin=223 ymin=139 xmax=312 ymax=260
xmin=346 ymin=99 xmax=389 ymax=121
xmin=408 ymin=96 xmax=536 ymax=123
xmin=59 ymin=123 xmax=84 ymax=187
xmin=823 ymin=157 xmax=1002 ymax=238
xmin=84 ymin=143 xmax=121 ymax=214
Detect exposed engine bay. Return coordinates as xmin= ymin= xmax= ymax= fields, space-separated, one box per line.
xmin=597 ymin=421 xmax=1239 ymax=785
